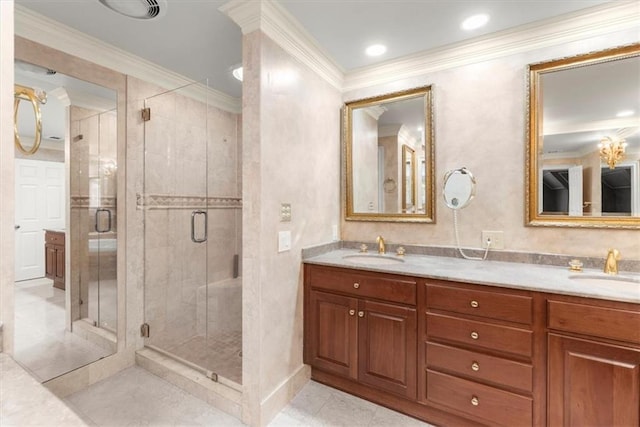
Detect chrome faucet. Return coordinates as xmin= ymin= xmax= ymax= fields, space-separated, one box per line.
xmin=604 ymin=248 xmax=620 ymax=275
xmin=376 ymin=235 xmax=386 ymax=254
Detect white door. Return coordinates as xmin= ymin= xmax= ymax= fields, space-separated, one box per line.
xmin=15 ymin=159 xmax=65 ymax=281
xmin=568 ymin=165 xmax=584 ymax=216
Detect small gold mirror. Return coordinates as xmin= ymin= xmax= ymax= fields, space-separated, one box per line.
xmin=344 ymin=86 xmax=434 ymax=222
xmin=527 ymin=43 xmax=640 ymax=228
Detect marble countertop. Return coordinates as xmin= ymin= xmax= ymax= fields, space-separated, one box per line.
xmin=304 ymin=249 xmax=640 ymax=304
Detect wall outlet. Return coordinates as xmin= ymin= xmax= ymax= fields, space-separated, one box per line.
xmin=332 ymin=224 xmax=339 ymax=241
xmin=278 ymin=230 xmax=291 ymax=252
xmin=481 ymin=231 xmax=504 ymax=249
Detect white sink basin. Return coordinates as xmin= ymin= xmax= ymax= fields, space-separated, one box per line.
xmin=343 ymin=254 xmax=405 ymax=266
xmin=569 ymin=273 xmax=640 ymax=286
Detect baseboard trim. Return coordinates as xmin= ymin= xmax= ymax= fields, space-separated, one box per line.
xmin=259 ymin=364 xmax=311 ymax=427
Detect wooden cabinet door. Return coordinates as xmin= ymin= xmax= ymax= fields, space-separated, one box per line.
xmin=358 ymin=300 xmax=417 ymax=399
xmin=548 ymin=333 xmax=640 ymax=426
xmin=54 ymin=246 xmax=65 ymax=289
xmin=308 ymin=290 xmax=358 ymax=379
xmin=45 ymin=245 xmax=56 ymax=279
xmin=55 ymin=247 xmax=63 ymax=279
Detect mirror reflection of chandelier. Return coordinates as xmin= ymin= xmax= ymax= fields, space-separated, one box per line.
xmin=598 ymin=136 xmax=627 ymax=169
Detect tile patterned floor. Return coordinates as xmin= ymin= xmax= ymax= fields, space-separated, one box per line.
xmin=66 ymin=366 xmax=434 ymax=426
xmin=13 ymin=278 xmax=111 ymax=382
xmin=164 ymin=331 xmax=243 ymax=384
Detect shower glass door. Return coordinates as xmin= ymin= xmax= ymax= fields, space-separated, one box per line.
xmin=73 ymin=107 xmax=118 ymax=333
xmin=143 ymin=82 xmax=212 ymax=376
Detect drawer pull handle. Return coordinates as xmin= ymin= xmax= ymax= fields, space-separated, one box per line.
xmin=349 ymin=309 xmax=355 ymax=316
xmin=470 ymin=331 xmax=479 ymax=340
xmin=353 ymin=283 xmax=360 ymax=289
xmin=358 ymin=311 xmax=364 ymax=318
xmin=471 ymin=362 xmax=480 ymax=372
xmin=471 ymin=396 xmax=479 ymax=406
xmin=470 ymin=300 xmax=479 ymax=308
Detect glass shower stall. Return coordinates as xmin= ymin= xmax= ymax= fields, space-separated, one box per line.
xmin=141 ymin=82 xmax=242 ymax=385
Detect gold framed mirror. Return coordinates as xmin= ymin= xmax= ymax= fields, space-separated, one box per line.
xmin=344 ymin=86 xmax=434 ymax=222
xmin=527 ymin=43 xmax=640 ymax=228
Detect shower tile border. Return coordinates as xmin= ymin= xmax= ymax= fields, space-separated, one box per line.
xmin=70 ymin=196 xmax=117 ymax=209
xmin=136 ymin=194 xmax=242 ymax=210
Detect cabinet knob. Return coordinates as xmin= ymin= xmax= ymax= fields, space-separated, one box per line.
xmin=358 ymin=311 xmax=364 ymax=318
xmin=349 ymin=309 xmax=355 ymax=316
xmin=353 ymin=282 xmax=360 ymax=289
xmin=471 ymin=396 xmax=479 ymax=406
xmin=471 ymin=362 xmax=480 ymax=372
xmin=470 ymin=300 xmax=479 ymax=308
xmin=470 ymin=331 xmax=479 ymax=340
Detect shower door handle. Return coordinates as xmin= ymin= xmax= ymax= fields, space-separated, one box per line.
xmin=95 ymin=208 xmax=112 ymax=233
xmin=191 ymin=210 xmax=207 ymax=243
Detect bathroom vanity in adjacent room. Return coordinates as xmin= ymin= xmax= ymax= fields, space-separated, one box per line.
xmin=303 ymin=252 xmax=640 ymax=426
xmin=44 ymin=229 xmax=65 ymax=290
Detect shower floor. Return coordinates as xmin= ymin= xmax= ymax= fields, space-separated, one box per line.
xmin=164 ymin=330 xmax=242 ymax=384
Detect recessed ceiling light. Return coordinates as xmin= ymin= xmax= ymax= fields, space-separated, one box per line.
xmin=461 ymin=14 xmax=490 ymax=31
xmin=98 ymin=0 xmax=167 ymax=20
xmin=365 ymin=44 xmax=387 ymax=57
xmin=232 ymin=66 xmax=243 ymax=82
xmin=616 ymin=110 xmax=635 ymax=118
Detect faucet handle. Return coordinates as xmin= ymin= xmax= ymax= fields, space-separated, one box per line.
xmin=359 ymin=244 xmax=368 ymax=253
xmin=604 ymin=248 xmax=620 ymax=275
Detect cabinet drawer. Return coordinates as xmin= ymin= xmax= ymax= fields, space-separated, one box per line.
xmin=426 ymin=342 xmax=533 ymax=393
xmin=427 ymin=313 xmax=532 ymax=358
xmin=548 ymin=300 xmax=640 ymax=344
xmin=426 ymin=370 xmax=532 ymax=427
xmin=45 ymin=231 xmax=65 ymax=245
xmin=307 ymin=266 xmax=416 ymax=305
xmin=426 ymin=283 xmax=532 ymax=325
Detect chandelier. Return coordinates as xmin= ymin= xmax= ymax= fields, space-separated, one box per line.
xmin=598 ymin=136 xmax=627 ymax=169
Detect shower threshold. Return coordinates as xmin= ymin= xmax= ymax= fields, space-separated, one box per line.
xmin=144 ymin=344 xmax=241 ymax=392
xmin=136 ymin=346 xmax=243 ymax=421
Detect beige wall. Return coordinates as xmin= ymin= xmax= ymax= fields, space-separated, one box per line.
xmin=342 ymin=28 xmax=640 ymax=260
xmin=242 ymin=31 xmax=342 ymax=426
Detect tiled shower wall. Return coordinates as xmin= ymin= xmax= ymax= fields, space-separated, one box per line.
xmin=139 ymin=86 xmax=242 ymax=350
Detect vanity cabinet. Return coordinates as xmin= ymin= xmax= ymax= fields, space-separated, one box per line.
xmin=547 ymin=298 xmax=640 ymax=426
xmin=422 ymin=281 xmax=539 ymax=426
xmin=45 ymin=229 xmax=65 ymax=290
xmin=304 ymin=261 xmax=640 ymax=427
xmin=304 ymin=265 xmax=417 ymax=399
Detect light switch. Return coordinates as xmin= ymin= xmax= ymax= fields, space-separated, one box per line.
xmin=278 ymin=230 xmax=291 ymax=252
xmin=280 ymin=203 xmax=292 ymax=222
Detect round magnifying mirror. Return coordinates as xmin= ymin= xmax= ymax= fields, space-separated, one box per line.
xmin=443 ymin=167 xmax=476 ymax=210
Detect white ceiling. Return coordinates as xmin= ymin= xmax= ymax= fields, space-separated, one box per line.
xmin=15 ymin=0 xmax=616 ymax=99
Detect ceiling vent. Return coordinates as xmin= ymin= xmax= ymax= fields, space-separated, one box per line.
xmin=98 ymin=0 xmax=167 ymax=20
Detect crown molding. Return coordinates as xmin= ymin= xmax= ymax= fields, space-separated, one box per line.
xmin=14 ymin=5 xmax=241 ymax=113
xmin=220 ymin=0 xmax=344 ymax=91
xmin=344 ymin=1 xmax=640 ymax=93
